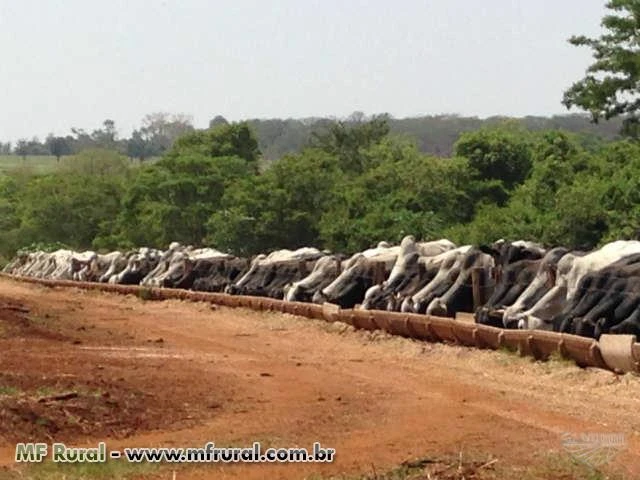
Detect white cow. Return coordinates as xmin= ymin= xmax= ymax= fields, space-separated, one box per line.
xmin=318 ymin=243 xmax=401 ymax=308
xmin=229 ymin=247 xmax=325 ymax=295
xmin=402 ymin=246 xmax=473 ymax=313
xmin=360 ymin=236 xmax=457 ymax=310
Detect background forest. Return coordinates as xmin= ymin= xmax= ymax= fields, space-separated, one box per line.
xmin=0 ymin=113 xmax=637 ymax=263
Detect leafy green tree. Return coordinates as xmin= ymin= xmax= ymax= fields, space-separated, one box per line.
xmin=520 ymin=131 xmax=589 ymax=211
xmin=0 ymin=176 xmax=21 ymax=234
xmin=563 ymin=0 xmax=640 ymax=135
xmin=547 ymin=176 xmax=610 ymax=248
xmin=10 ymin=174 xmax=124 ymax=249
xmin=59 ymin=148 xmax=131 ymax=177
xmin=138 ymin=113 xmax=194 ymax=155
xmin=69 ymin=127 xmax=95 ymax=152
xmin=14 ymin=139 xmax=28 ymax=160
xmin=112 ymin=154 xmax=253 ymax=248
xmin=207 ymin=149 xmax=340 ymax=254
xmin=90 ymin=119 xmax=118 ymax=150
xmin=126 ymin=130 xmax=153 ymax=161
xmin=317 ymin=139 xmax=471 ymax=252
xmin=169 ymin=122 xmax=260 ymax=167
xmin=209 ymin=115 xmax=229 ymax=128
xmin=45 ymin=135 xmax=72 ymax=161
xmin=454 ymin=127 xmax=534 ymax=206
xmin=107 ymin=122 xmax=261 ymax=248
xmin=310 ymin=115 xmax=390 ymax=174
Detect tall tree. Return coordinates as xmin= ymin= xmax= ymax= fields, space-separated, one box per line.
xmin=45 ymin=135 xmax=72 ymax=161
xmin=563 ymin=0 xmax=640 ymax=135
xmin=126 ymin=130 xmax=153 ymax=161
xmin=91 ymin=119 xmax=118 ymax=150
xmin=168 ymin=121 xmax=260 ymax=166
xmin=209 ymin=115 xmax=229 ymax=128
xmin=454 ymin=127 xmax=534 ymax=206
xmin=70 ymin=127 xmax=95 ymax=151
xmin=140 ymin=112 xmax=194 ymax=155
xmin=14 ymin=139 xmax=28 ymax=160
xmin=309 ymin=114 xmax=390 ymax=173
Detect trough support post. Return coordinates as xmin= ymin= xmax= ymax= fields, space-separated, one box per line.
xmin=373 ymin=261 xmax=386 ymax=285
xmin=418 ymin=262 xmax=426 ymax=279
xmin=298 ymin=260 xmax=307 ymax=276
xmin=491 ymin=266 xmax=502 ymax=285
xmin=471 ymin=267 xmax=484 ymax=311
xmin=545 ymin=264 xmax=556 ymax=288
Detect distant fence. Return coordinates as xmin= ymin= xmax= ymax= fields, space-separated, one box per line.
xmin=2 ymin=273 xmax=639 ymax=375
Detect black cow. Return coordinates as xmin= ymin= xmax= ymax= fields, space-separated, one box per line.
xmin=608 ymin=300 xmax=640 ymax=336
xmin=317 ymin=250 xmax=398 ymax=309
xmin=405 ymin=246 xmax=472 ymax=313
xmin=552 ymin=253 xmax=640 ymax=337
xmin=475 ymin=247 xmax=568 ymax=327
xmin=162 ymin=256 xmax=249 ymax=291
xmin=284 ymin=255 xmax=348 ymax=302
xmin=425 ymin=241 xmax=546 ymax=318
xmin=478 ymin=240 xmax=546 ymax=270
xmin=228 ymin=259 xmax=320 ymax=299
xmin=424 ymin=248 xmax=494 ymax=317
xmin=362 ymin=253 xmax=447 ymax=311
xmin=117 ymin=252 xmax=161 ymax=285
xmin=360 ymin=236 xmax=456 ymax=311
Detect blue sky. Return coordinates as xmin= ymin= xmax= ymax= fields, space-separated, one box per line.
xmin=0 ymin=0 xmax=607 ymax=141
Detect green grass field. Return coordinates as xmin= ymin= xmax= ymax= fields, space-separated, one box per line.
xmin=0 ymin=155 xmax=159 ymax=175
xmin=0 ymin=155 xmax=60 ymax=174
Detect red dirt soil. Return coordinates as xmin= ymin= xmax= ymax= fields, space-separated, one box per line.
xmin=0 ymin=277 xmax=638 ymax=479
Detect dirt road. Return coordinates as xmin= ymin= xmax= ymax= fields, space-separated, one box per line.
xmin=0 ymin=278 xmax=638 ymax=479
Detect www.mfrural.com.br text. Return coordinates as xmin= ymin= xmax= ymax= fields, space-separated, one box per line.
xmin=15 ymin=441 xmax=336 ymax=464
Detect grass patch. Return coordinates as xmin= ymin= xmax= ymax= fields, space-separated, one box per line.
xmin=32 ymin=386 xmax=104 ymax=400
xmin=306 ymin=451 xmax=628 ymax=480
xmin=0 ymin=155 xmax=159 ymax=177
xmin=497 ymin=344 xmax=519 ymax=355
xmin=138 ymin=287 xmax=153 ymax=301
xmin=544 ymin=351 xmax=579 ymax=369
xmin=494 ymin=345 xmax=526 ymax=366
xmin=35 ymin=387 xmax=58 ymax=397
xmin=27 ymin=315 xmax=53 ymax=328
xmin=0 ymin=155 xmax=59 ymax=175
xmin=0 ymin=385 xmax=20 ymax=396
xmin=305 ymin=454 xmax=499 ymax=480
xmin=35 ymin=418 xmax=50 ymax=427
xmin=520 ymin=452 xmax=627 ymax=480
xmin=4 ymin=459 xmax=161 ymax=480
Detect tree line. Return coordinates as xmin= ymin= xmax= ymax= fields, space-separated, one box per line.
xmin=1 ymin=112 xmax=625 ymax=163
xmin=4 ymin=113 xmax=195 ymax=162
xmin=1 ymin=115 xmax=638 ymax=263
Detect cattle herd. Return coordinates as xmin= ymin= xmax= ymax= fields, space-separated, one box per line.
xmin=5 ymin=237 xmax=640 ymax=340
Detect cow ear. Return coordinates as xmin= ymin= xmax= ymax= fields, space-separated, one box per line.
xmin=522 ymin=248 xmax=543 ymax=261
xmin=478 ymin=244 xmax=498 ymax=256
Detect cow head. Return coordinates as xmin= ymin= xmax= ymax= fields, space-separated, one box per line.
xmin=479 ymin=241 xmax=544 ymax=271
xmin=517 ymin=314 xmax=553 ymax=331
xmin=385 ymin=251 xmax=421 ymax=292
xmin=426 ymin=298 xmax=449 ymax=317
xmin=320 ymin=255 xmax=377 ymax=308
xmin=360 ymin=284 xmax=389 ymax=310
